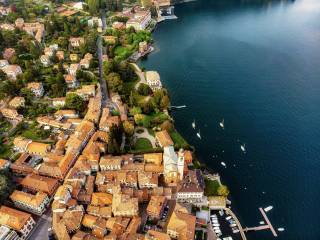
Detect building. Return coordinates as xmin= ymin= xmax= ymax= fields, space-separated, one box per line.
xmin=13 ymin=137 xmax=32 ymax=152
xmin=155 ymin=130 xmax=173 ymax=148
xmin=112 ymin=21 xmax=125 ymax=30
xmin=68 ymin=63 xmax=80 ymax=76
xmin=2 ymin=48 xmax=15 ymax=61
xmin=126 ymin=9 xmax=151 ymax=30
xmin=0 ymin=225 xmax=20 ymax=240
xmin=55 ymin=110 xmax=79 ymax=120
xmin=138 ymin=171 xmax=158 ymax=189
xmin=146 ymin=196 xmax=166 ymax=219
xmin=100 ymin=156 xmax=122 ymax=171
xmin=21 ymin=174 xmax=59 ymax=196
xmin=10 ymin=190 xmax=50 ymax=215
xmin=176 ymin=170 xmax=205 ymax=203
xmin=26 ymin=142 xmax=51 ymax=156
xmin=146 ymin=71 xmax=162 ymax=91
xmin=0 ymin=206 xmax=35 ymax=240
xmin=69 ymin=37 xmax=85 ymax=48
xmin=146 ymin=230 xmax=171 ymax=240
xmin=139 ymin=41 xmax=148 ymax=53
xmin=0 ymin=108 xmax=23 ymax=122
xmin=52 ymin=97 xmax=66 ymax=107
xmin=167 ymin=205 xmax=196 ymax=240
xmin=0 ymin=159 xmax=9 ymax=170
xmin=40 ymin=54 xmax=51 ymax=67
xmin=9 ymin=97 xmax=25 ymax=109
xmin=1 ymin=65 xmax=22 ymax=80
xmin=80 ymin=58 xmax=90 ymax=69
xmin=27 ymin=82 xmax=44 ymax=97
xmin=56 ymin=51 xmax=65 ymax=61
xmin=163 ymin=146 xmax=184 ymax=185
xmin=112 ymin=186 xmax=138 ymax=217
xmin=69 ymin=53 xmax=79 ymax=62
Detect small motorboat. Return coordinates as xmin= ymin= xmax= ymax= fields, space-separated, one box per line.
xmin=241 ymin=144 xmax=246 ymax=152
xmin=197 ymin=130 xmax=201 ymax=139
xmin=219 ymin=119 xmax=224 ymax=129
xmin=192 ymin=120 xmax=196 ymax=129
xmin=264 ymin=206 xmax=273 ymax=212
xmin=259 ymin=221 xmax=265 ymax=225
xmin=221 ymin=162 xmax=226 ymax=168
xmin=278 ymin=228 xmax=285 ymax=232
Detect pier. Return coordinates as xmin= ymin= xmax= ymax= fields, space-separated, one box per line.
xmin=244 ymin=208 xmax=278 ymax=237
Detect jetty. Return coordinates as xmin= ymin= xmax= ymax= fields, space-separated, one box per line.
xmin=244 ymin=208 xmax=278 ymax=237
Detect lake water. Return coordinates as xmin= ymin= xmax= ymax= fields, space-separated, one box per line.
xmin=141 ymin=0 xmax=320 ymax=239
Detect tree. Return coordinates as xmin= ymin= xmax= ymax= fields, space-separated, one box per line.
xmin=0 ymin=70 xmax=7 ymax=81
xmin=0 ymin=170 xmax=14 ymax=204
xmin=217 ymin=185 xmax=230 ymax=197
xmin=65 ymin=93 xmax=85 ymax=112
xmin=137 ymin=83 xmax=152 ymax=96
xmin=160 ymin=95 xmax=170 ymax=110
xmin=142 ymin=100 xmax=153 ymax=114
xmin=87 ymin=0 xmax=99 ymax=14
xmin=107 ymin=72 xmax=123 ymax=92
xmin=123 ymin=120 xmax=134 ymax=136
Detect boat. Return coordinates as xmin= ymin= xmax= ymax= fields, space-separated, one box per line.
xmin=264 ymin=206 xmax=273 ymax=212
xmin=241 ymin=144 xmax=246 ymax=152
xmin=197 ymin=130 xmax=201 ymax=139
xmin=221 ymin=162 xmax=226 ymax=168
xmin=192 ymin=120 xmax=196 ymax=129
xmin=278 ymin=228 xmax=285 ymax=232
xmin=219 ymin=119 xmax=224 ymax=129
xmin=259 ymin=221 xmax=265 ymax=225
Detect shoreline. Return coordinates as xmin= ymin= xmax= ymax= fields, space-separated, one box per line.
xmin=138 ymin=9 xmax=247 ymax=239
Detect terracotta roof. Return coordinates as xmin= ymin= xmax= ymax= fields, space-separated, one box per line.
xmin=0 ymin=206 xmax=32 ymax=231
xmin=146 ymin=230 xmax=171 ymax=240
xmin=144 ymin=153 xmax=163 ymax=166
xmin=146 ymin=196 xmax=166 ymax=218
xmin=10 ymin=190 xmax=48 ymax=208
xmin=155 ymin=130 xmax=173 ymax=147
xmin=21 ymin=174 xmax=59 ymax=196
xmin=91 ymin=192 xmax=113 ymax=206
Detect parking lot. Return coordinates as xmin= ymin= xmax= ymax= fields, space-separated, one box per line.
xmin=209 ymin=209 xmax=242 ymax=240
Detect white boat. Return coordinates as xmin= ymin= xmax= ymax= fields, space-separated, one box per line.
xmin=221 ymin=162 xmax=226 ymax=167
xmin=192 ymin=120 xmax=196 ymax=129
xmin=197 ymin=130 xmax=201 ymax=139
xmin=241 ymin=144 xmax=246 ymax=152
xmin=278 ymin=228 xmax=285 ymax=232
xmin=259 ymin=221 xmax=265 ymax=225
xmin=264 ymin=206 xmax=273 ymax=212
xmin=219 ymin=119 xmax=224 ymax=129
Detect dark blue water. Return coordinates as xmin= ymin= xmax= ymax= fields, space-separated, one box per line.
xmin=141 ymin=0 xmax=320 ymax=239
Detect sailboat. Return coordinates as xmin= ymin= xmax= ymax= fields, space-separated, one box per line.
xmin=197 ymin=130 xmax=201 ymax=139
xmin=192 ymin=120 xmax=196 ymax=129
xmin=221 ymin=162 xmax=226 ymax=168
xmin=241 ymin=144 xmax=246 ymax=152
xmin=219 ymin=119 xmax=224 ymax=129
xmin=264 ymin=206 xmax=273 ymax=212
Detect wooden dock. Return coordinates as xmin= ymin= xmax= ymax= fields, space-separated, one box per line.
xmin=244 ymin=208 xmax=278 ymax=237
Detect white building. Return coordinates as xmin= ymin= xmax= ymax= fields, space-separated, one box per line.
xmin=27 ymin=82 xmax=44 ymax=97
xmin=146 ymin=71 xmax=162 ymax=91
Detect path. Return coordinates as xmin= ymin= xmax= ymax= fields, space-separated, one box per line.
xmin=133 ymin=127 xmax=156 ymax=148
xmin=130 ymin=63 xmax=147 ymax=90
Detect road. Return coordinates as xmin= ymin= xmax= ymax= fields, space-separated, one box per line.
xmin=97 ymin=11 xmax=108 ymax=107
xmin=131 ymin=63 xmax=147 ymax=90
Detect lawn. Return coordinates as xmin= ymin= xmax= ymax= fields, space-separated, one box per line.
xmin=204 ymin=178 xmax=221 ymax=196
xmin=169 ymin=130 xmax=189 ymax=149
xmin=134 ymin=138 xmax=153 ymax=151
xmin=114 ymin=46 xmax=134 ymax=60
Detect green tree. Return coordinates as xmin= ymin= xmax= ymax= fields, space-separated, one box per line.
xmin=137 ymin=83 xmax=152 ymax=96
xmin=65 ymin=93 xmax=85 ymax=112
xmin=106 ymin=72 xmax=123 ymax=92
xmin=160 ymin=95 xmax=170 ymax=110
xmin=0 ymin=70 xmax=7 ymax=81
xmin=0 ymin=170 xmax=15 ymax=204
xmin=217 ymin=184 xmax=230 ymax=197
xmin=123 ymin=120 xmax=134 ymax=136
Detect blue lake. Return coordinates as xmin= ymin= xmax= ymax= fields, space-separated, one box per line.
xmin=141 ymin=0 xmax=320 ymax=239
